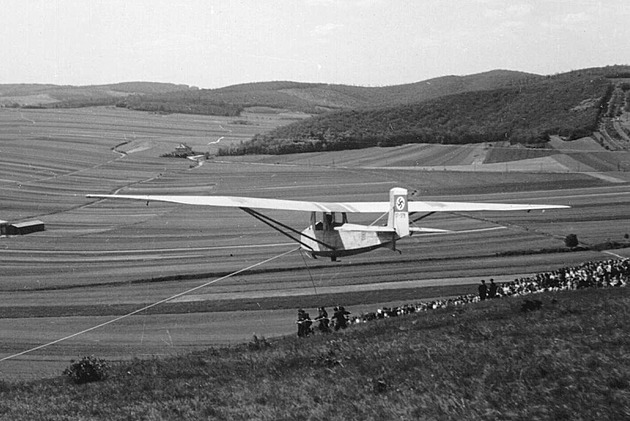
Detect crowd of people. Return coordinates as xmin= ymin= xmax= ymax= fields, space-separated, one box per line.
xmin=295 ymin=258 xmax=629 ymax=336
xmin=486 ymin=258 xmax=629 ymax=297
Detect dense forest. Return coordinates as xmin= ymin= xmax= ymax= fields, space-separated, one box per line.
xmin=117 ymin=93 xmax=243 ymax=116
xmin=219 ymin=71 xmax=615 ymax=155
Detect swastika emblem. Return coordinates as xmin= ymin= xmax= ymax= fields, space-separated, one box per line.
xmin=395 ymin=196 xmax=406 ymax=211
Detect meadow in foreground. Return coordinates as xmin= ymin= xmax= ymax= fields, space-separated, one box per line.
xmin=0 ymin=287 xmax=628 ymax=420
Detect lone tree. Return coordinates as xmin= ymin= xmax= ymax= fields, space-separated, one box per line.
xmin=565 ymin=233 xmax=579 ymax=249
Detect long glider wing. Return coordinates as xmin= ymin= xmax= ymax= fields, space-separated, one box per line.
xmin=86 ymin=194 xmax=568 ymax=213
xmin=409 ymin=201 xmax=568 ymax=212
xmin=87 ymin=194 xmax=387 ymax=213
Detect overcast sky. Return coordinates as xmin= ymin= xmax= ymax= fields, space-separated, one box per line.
xmin=1 ymin=0 xmax=629 ymax=88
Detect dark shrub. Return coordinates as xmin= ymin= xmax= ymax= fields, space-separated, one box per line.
xmin=63 ymin=355 xmax=110 ymax=384
xmin=564 ymin=234 xmax=579 ymax=248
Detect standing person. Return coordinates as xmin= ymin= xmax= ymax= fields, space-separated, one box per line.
xmin=332 ymin=306 xmax=350 ymax=331
xmin=478 ymin=279 xmax=488 ymax=301
xmin=488 ymin=278 xmax=498 ymax=298
xmin=330 ymin=306 xmax=339 ymax=330
xmin=296 ymin=309 xmax=312 ymax=337
xmin=315 ymin=306 xmax=330 ymax=333
xmin=303 ymin=310 xmax=313 ymax=336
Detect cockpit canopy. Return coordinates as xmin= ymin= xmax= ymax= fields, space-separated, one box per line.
xmin=312 ymin=212 xmax=348 ymax=231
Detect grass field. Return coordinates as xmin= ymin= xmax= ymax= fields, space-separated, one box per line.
xmin=0 ymin=287 xmax=628 ymax=420
xmin=1 ymin=107 xmax=630 ymax=382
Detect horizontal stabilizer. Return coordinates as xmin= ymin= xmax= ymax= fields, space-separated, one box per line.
xmin=409 ymin=227 xmax=453 ymax=233
xmin=334 ymin=224 xmax=396 ymax=233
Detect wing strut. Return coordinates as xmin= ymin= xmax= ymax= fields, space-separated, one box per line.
xmin=239 ymin=208 xmax=336 ymax=252
xmin=410 ymin=211 xmax=436 ymax=223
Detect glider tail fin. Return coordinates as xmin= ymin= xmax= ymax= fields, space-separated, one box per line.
xmin=387 ymin=187 xmax=410 ymax=238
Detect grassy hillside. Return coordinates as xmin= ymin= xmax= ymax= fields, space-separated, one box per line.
xmin=0 ymin=287 xmax=628 ymax=420
xmin=0 ymin=82 xmax=195 ymax=108
xmin=222 ymin=69 xmax=619 ymax=155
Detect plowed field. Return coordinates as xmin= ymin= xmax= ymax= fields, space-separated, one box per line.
xmin=1 ymin=107 xmax=629 ymax=380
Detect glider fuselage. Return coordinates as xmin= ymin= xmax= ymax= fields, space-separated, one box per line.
xmin=300 ymin=226 xmax=397 ymax=259
xmin=300 ymin=211 xmax=398 ymax=260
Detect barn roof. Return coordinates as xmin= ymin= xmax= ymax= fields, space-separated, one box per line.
xmin=11 ymin=220 xmax=44 ymax=228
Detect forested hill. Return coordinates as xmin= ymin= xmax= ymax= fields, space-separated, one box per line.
xmin=2 ymin=69 xmax=539 ymax=115
xmin=220 ymin=67 xmax=630 ymax=154
xmin=117 ymin=70 xmax=539 ymax=115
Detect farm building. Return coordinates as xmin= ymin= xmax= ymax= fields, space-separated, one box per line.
xmin=6 ymin=220 xmax=45 ymax=235
xmin=175 ymin=143 xmax=193 ymax=154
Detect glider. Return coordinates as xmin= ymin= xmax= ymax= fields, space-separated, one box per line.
xmin=87 ymin=187 xmax=568 ymax=261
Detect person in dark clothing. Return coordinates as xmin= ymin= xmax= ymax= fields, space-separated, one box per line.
xmin=488 ymin=278 xmax=498 ymax=298
xmin=314 ymin=306 xmax=330 ymax=333
xmin=478 ymin=279 xmax=488 ymax=301
xmin=331 ymin=306 xmax=350 ymax=331
xmin=296 ymin=309 xmax=312 ymax=337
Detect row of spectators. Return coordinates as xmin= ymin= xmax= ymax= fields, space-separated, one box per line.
xmin=497 ymin=259 xmax=629 ymax=296
xmin=352 ymin=258 xmax=629 ymax=324
xmin=297 ymin=258 xmax=629 ymax=333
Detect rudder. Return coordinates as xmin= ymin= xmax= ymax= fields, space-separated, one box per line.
xmin=387 ymin=187 xmax=409 ymax=238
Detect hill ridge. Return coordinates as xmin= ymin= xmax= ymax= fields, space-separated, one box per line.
xmin=219 ymin=66 xmax=630 ymax=154
xmin=0 ymin=69 xmax=540 ymax=111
